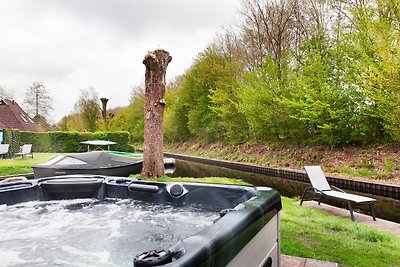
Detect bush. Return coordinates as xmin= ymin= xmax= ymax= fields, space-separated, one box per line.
xmin=19 ymin=131 xmax=133 ymax=153
xmin=7 ymin=129 xmax=22 ymax=156
xmin=19 ymin=132 xmax=53 ymax=152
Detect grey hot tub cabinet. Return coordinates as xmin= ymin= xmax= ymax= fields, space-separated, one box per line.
xmin=0 ymin=175 xmax=282 ymax=267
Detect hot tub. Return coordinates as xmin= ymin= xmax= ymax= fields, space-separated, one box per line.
xmin=0 ymin=175 xmax=281 ymax=267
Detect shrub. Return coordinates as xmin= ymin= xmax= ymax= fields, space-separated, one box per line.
xmin=7 ymin=129 xmax=22 ymax=156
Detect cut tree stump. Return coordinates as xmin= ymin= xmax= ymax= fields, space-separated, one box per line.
xmin=141 ymin=49 xmax=172 ymax=178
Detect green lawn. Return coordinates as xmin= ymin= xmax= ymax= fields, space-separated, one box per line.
xmin=281 ymin=197 xmax=400 ymax=267
xmin=155 ymin=177 xmax=400 ymax=267
xmin=154 ymin=176 xmax=252 ymax=186
xmin=0 ymin=153 xmax=58 ymax=176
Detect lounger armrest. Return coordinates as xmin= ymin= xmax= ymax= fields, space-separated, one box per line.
xmin=305 ymin=187 xmax=325 ymax=194
xmin=331 ymin=185 xmax=345 ymax=193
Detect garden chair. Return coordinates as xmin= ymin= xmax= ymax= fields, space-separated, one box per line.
xmin=300 ymin=165 xmax=376 ymax=221
xmin=0 ymin=144 xmax=9 ymax=159
xmin=14 ymin=144 xmax=33 ymax=159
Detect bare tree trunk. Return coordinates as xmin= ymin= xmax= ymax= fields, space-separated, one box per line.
xmin=35 ymin=88 xmax=39 ymax=117
xmin=141 ymin=49 xmax=172 ymax=178
xmin=100 ymin=98 xmax=109 ymax=120
xmin=100 ymin=97 xmax=109 ymax=129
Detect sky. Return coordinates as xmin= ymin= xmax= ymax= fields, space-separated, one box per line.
xmin=0 ymin=0 xmax=241 ymax=122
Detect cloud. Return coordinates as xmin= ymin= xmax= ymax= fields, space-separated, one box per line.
xmin=0 ymin=0 xmax=240 ymax=122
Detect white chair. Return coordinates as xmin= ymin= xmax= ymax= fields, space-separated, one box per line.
xmin=0 ymin=144 xmax=9 ymax=159
xmin=300 ymin=166 xmax=376 ymax=221
xmin=14 ymin=144 xmax=33 ymax=159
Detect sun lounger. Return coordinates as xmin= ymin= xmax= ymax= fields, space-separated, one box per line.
xmin=0 ymin=144 xmax=9 ymax=159
xmin=14 ymin=144 xmax=33 ymax=159
xmin=300 ymin=166 xmax=376 ymax=221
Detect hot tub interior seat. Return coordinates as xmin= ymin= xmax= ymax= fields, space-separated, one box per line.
xmin=0 ymin=175 xmax=282 ymax=267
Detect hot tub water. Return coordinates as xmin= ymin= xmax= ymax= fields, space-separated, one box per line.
xmin=0 ymin=198 xmax=219 ymax=267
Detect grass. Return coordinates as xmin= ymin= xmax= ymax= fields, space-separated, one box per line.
xmin=339 ymin=166 xmax=376 ymax=179
xmin=281 ymin=197 xmax=400 ymax=267
xmin=151 ymin=177 xmax=400 ymax=267
xmin=154 ymin=176 xmax=252 ymax=186
xmin=337 ymin=161 xmax=397 ymax=180
xmin=0 ymin=153 xmax=58 ymax=176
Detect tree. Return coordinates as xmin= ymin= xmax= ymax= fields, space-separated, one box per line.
xmin=24 ymin=82 xmax=53 ymax=118
xmin=207 ymin=51 xmax=249 ymax=143
xmin=141 ymin=49 xmax=172 ymax=179
xmin=163 ymin=87 xmax=179 ymax=143
xmin=218 ymin=0 xmax=309 ymax=72
xmin=76 ymin=87 xmax=100 ymax=132
xmin=98 ymin=97 xmax=111 ymax=130
xmin=0 ymin=87 xmax=13 ymax=99
xmin=174 ymin=48 xmax=245 ymax=142
xmin=57 ymin=113 xmax=84 ymax=131
xmin=217 ymin=0 xmax=349 ymax=72
xmin=348 ymin=0 xmax=400 ymax=141
xmin=110 ymin=89 xmax=145 ymax=142
xmin=237 ymin=56 xmax=293 ymax=141
xmin=163 ymin=75 xmax=186 ymax=143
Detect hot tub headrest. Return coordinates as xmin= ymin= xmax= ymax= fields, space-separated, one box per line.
xmin=38 ymin=175 xmax=105 ymax=200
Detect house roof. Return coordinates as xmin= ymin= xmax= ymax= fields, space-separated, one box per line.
xmin=0 ymin=99 xmax=39 ymax=131
xmin=33 ymin=114 xmax=57 ymax=132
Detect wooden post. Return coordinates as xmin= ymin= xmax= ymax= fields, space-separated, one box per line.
xmin=141 ymin=49 xmax=172 ymax=178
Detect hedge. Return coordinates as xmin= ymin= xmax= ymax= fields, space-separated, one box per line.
xmin=19 ymin=131 xmax=134 ymax=153
xmin=3 ymin=129 xmax=22 ymax=157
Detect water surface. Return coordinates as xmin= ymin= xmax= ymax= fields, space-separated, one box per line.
xmin=0 ymin=198 xmax=218 ymax=267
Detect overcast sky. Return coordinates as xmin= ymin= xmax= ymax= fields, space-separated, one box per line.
xmin=0 ymin=0 xmax=241 ymax=122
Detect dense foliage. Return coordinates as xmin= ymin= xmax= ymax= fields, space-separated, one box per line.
xmin=4 ymin=129 xmax=22 ymax=157
xmin=110 ymin=92 xmax=145 ymax=143
xmin=76 ymin=88 xmax=101 ymax=132
xmin=58 ymin=0 xmax=400 ymax=147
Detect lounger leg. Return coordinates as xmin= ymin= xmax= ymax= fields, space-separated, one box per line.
xmin=348 ymin=201 xmax=355 ymax=221
xmin=300 ymin=188 xmax=313 ymax=205
xmin=369 ymin=203 xmax=376 ymax=221
xmin=300 ymin=190 xmax=307 ymax=206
